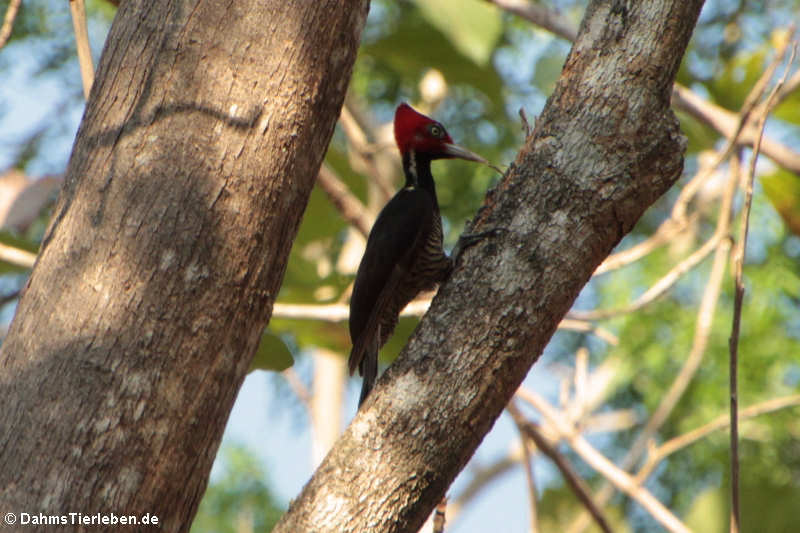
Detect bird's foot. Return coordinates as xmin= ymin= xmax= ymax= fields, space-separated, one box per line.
xmin=452 ymin=227 xmax=508 ymax=263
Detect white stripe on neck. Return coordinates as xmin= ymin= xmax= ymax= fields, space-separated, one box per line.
xmin=407 ymin=149 xmax=418 ymax=186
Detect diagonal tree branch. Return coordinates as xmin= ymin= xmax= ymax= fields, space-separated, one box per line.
xmin=486 ymin=0 xmax=577 ymax=41
xmin=593 ymin=212 xmax=697 ymax=275
xmin=273 ymin=1 xmax=705 ymax=531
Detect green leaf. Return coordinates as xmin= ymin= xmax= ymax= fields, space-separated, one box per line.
xmin=773 ymin=90 xmax=800 ymax=124
xmin=362 ymin=7 xmax=504 ymax=107
xmin=707 ymin=47 xmax=767 ymax=111
xmin=413 ymin=0 xmax=502 ymax=67
xmin=676 ymin=111 xmax=720 ymax=154
xmin=684 ymin=486 xmax=726 ymax=533
xmin=192 ymin=445 xmax=283 ymax=533
xmin=250 ymin=331 xmax=294 ymax=372
xmin=762 ymin=169 xmax=800 ymax=236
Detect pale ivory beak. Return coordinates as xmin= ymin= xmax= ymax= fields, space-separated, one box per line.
xmin=442 ymin=143 xmax=504 ymax=174
xmin=441 ymin=143 xmax=489 ymax=164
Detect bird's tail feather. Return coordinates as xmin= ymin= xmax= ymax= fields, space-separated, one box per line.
xmin=357 ymin=325 xmax=380 ymax=407
xmin=358 ymin=348 xmax=377 ymax=407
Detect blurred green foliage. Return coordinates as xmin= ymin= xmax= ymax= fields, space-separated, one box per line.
xmin=250 ymin=332 xmax=294 ymax=372
xmin=190 ymin=445 xmax=283 ymax=533
xmin=1 ymin=0 xmax=799 ymax=531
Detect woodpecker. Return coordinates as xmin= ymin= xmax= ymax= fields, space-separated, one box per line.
xmin=348 ymin=103 xmax=490 ymax=407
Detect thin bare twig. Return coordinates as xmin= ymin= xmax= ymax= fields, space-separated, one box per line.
xmin=0 ymin=243 xmax=37 ymax=269
xmin=0 ymin=0 xmax=21 ymax=49
xmin=282 ymin=367 xmax=312 ymax=413
xmin=774 ymin=65 xmax=800 ymax=105
xmin=568 ymin=233 xmax=721 ymax=321
xmin=449 ymin=447 xmax=524 ymax=522
xmin=636 ymin=394 xmax=800 ymax=484
xmin=517 ymin=388 xmax=691 ymax=533
xmin=339 ymin=103 xmax=396 ymax=200
xmin=673 ymin=84 xmax=800 ymax=175
xmin=69 ymin=0 xmax=95 ymax=100
xmin=672 ymin=34 xmax=793 ymax=223
xmin=316 ymin=164 xmax=373 ymax=237
xmin=486 ymin=0 xmax=577 ymax=41
xmin=507 ymin=402 xmax=541 ymax=533
xmin=0 ymin=289 xmax=21 ymax=307
xmin=450 ymin=375 xmax=631 ymax=526
xmin=524 ymin=426 xmax=610 ymax=533
xmin=728 ymin=46 xmax=795 ymax=533
xmin=568 ymin=150 xmax=739 ymax=533
xmin=519 ymin=107 xmax=533 ymax=137
xmin=594 ymin=213 xmax=697 ymax=275
xmin=272 ymin=299 xmax=431 ymax=322
xmin=556 ymin=319 xmax=618 ymax=345
xmin=489 ymin=0 xmax=800 ymax=178
xmin=509 ymin=402 xmax=609 ymax=533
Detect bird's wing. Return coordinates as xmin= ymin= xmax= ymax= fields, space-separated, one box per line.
xmin=348 ymin=188 xmax=435 ymax=376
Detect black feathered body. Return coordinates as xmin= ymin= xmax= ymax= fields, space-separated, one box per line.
xmin=348 ymin=152 xmax=452 ymax=405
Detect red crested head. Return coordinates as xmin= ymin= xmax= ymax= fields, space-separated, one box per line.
xmin=393 ymin=103 xmax=454 ymax=156
xmin=393 ymin=103 xmax=490 ymax=164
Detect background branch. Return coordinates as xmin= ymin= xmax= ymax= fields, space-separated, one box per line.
xmin=636 ymin=394 xmax=800 ymax=485
xmin=517 ymin=388 xmax=691 ymax=533
xmin=69 ymin=0 xmax=95 ymax=100
xmin=567 ymin=39 xmax=798 ymax=533
xmin=316 ymin=164 xmax=373 ymax=237
xmin=272 ymin=300 xmax=618 ymax=345
xmin=569 ymin=233 xmax=721 ymax=320
xmin=489 ymin=0 xmax=800 ymax=177
xmin=728 ymin=48 xmax=795 ymax=533
xmin=0 ymin=0 xmax=21 ymax=49
xmin=507 ymin=402 xmax=541 ymax=533
xmin=508 ymin=401 xmax=611 ymax=533
xmin=0 ymin=243 xmax=36 ymax=269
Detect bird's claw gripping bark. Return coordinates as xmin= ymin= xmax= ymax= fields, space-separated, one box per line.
xmin=452 ymin=227 xmax=508 ymax=263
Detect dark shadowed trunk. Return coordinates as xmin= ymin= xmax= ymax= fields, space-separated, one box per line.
xmin=0 ymin=0 xmax=369 ymax=530
xmin=274 ymin=0 xmax=705 ymax=531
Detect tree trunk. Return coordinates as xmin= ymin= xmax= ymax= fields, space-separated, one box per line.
xmin=274 ymin=1 xmax=704 ymax=531
xmin=0 ymin=0 xmax=368 ymax=531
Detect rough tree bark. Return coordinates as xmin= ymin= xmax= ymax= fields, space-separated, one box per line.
xmin=0 ymin=0 xmax=368 ymax=530
xmin=274 ymin=0 xmax=705 ymax=531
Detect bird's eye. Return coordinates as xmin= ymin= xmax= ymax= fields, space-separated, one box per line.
xmin=428 ymin=124 xmax=444 ymax=138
